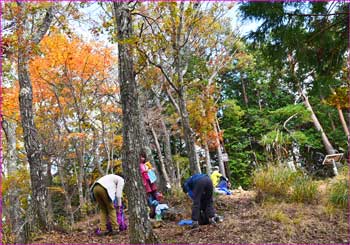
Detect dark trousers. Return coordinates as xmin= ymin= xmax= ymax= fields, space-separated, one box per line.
xmin=147 ymin=191 xmax=157 ymax=218
xmin=191 ymin=176 xmax=215 ymax=223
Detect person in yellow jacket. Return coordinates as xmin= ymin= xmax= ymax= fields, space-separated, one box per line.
xmin=210 ymin=166 xmax=222 ymax=187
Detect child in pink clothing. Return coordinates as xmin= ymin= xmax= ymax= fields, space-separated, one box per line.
xmin=139 ymin=151 xmax=158 ymax=218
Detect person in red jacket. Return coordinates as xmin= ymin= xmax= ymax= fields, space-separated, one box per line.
xmin=139 ymin=151 xmax=158 ymax=218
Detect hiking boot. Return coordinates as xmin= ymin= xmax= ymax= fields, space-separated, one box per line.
xmin=209 ymin=217 xmax=217 ymax=225
xmin=209 ymin=214 xmax=223 ymax=225
xmin=105 ymin=230 xmax=118 ymax=236
xmin=191 ymin=221 xmax=199 ymax=229
xmin=95 ymin=228 xmax=104 ymax=237
xmin=215 ymin=215 xmax=223 ymax=223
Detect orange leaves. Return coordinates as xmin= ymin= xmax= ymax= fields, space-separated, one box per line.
xmin=67 ymin=132 xmax=86 ymax=140
xmin=102 ymin=104 xmax=122 ymax=114
xmin=99 ymin=83 xmax=120 ymax=96
xmin=187 ymin=81 xmax=221 ymax=148
xmin=30 ymin=33 xmax=115 ymax=91
xmin=3 ymin=83 xmax=20 ymax=119
xmin=28 ymin=32 xmax=118 ymax=126
xmin=207 ymin=131 xmax=220 ymax=150
xmin=188 ymin=94 xmax=217 ymax=142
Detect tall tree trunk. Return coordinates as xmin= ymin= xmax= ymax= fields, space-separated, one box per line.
xmin=241 ymin=77 xmax=249 ymax=107
xmin=347 ymin=90 xmax=350 ymax=159
xmin=336 ymin=104 xmax=350 ymax=138
xmin=204 ymin=141 xmax=212 ymax=175
xmin=328 ymin=112 xmax=337 ymax=131
xmin=74 ymin=141 xmax=86 ymax=217
xmin=214 ymin=121 xmax=226 ymax=177
xmin=154 ymin=94 xmax=178 ymax=188
xmin=57 ymin=158 xmax=74 ymax=226
xmin=18 ymin=34 xmax=49 ymax=232
xmin=166 ymin=87 xmax=200 ymax=174
xmin=2 ymin=120 xmax=27 ymax=243
xmin=92 ymin=130 xmax=104 ymax=175
xmin=16 ymin=2 xmax=53 ymax=230
xmin=257 ymin=90 xmax=263 ymax=111
xmin=113 ymin=2 xmax=158 ymax=243
xmin=173 ymin=3 xmax=200 ymax=175
xmin=46 ymin=161 xmax=54 ymax=229
xmin=300 ymin=90 xmax=335 ymax=154
xmin=177 ymin=91 xmax=201 ymax=174
xmin=140 ymin=116 xmax=157 ymax=175
xmin=160 ymin=116 xmax=178 ymax=188
xmin=150 ymin=126 xmax=171 ymax=190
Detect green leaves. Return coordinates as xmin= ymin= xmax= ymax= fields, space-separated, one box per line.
xmin=269 ymin=104 xmax=311 ymax=124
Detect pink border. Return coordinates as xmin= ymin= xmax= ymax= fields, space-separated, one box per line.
xmin=0 ymin=1 xmax=349 ymax=245
xmin=0 ymin=0 xmax=3 ymax=243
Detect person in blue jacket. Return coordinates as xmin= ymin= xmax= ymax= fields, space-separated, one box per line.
xmin=182 ymin=173 xmax=220 ymax=228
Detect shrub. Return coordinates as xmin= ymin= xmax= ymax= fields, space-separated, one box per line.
xmin=290 ymin=175 xmax=319 ymax=204
xmin=254 ymin=166 xmax=298 ymax=200
xmin=328 ymin=179 xmax=348 ymax=209
xmin=254 ymin=165 xmax=321 ymax=204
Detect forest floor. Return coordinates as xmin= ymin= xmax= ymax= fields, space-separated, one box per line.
xmin=32 ymin=188 xmax=349 ymax=244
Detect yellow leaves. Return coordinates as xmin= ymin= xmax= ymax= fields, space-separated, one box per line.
xmin=324 ymin=87 xmax=350 ymax=109
xmin=2 ymin=168 xmax=31 ymax=197
xmin=47 ymin=186 xmax=65 ymax=194
xmin=113 ymin=135 xmax=123 ymax=150
xmin=112 ymin=159 xmax=123 ymax=174
xmin=2 ymin=166 xmax=31 ymax=245
xmin=102 ymin=20 xmax=113 ymax=28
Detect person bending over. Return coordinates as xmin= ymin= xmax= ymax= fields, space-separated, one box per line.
xmin=182 ymin=173 xmax=221 ymax=228
xmin=91 ymin=174 xmax=125 ymax=236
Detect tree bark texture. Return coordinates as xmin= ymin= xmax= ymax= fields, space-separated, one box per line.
xmin=172 ymin=3 xmax=200 ymax=175
xmin=113 ymin=2 xmax=158 ymax=244
xmin=17 ymin=32 xmax=49 ymax=231
xmin=73 ymin=140 xmax=86 ymax=216
xmin=150 ymin=126 xmax=171 ymax=189
xmin=57 ymin=158 xmax=74 ymax=225
xmin=18 ymin=53 xmax=49 ymax=230
xmin=336 ymin=104 xmax=350 ymax=138
xmin=204 ymin=141 xmax=212 ymax=175
xmin=301 ymin=91 xmax=335 ymax=154
xmin=241 ymin=77 xmax=249 ymax=107
xmin=214 ymin=121 xmax=226 ymax=177
xmin=16 ymin=2 xmax=54 ymax=230
xmin=159 ymin=117 xmax=179 ymax=188
xmin=46 ymin=161 xmax=54 ymax=229
xmin=154 ymin=95 xmax=178 ymax=188
xmin=177 ymin=91 xmax=201 ymax=174
xmin=2 ymin=120 xmax=27 ymax=243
